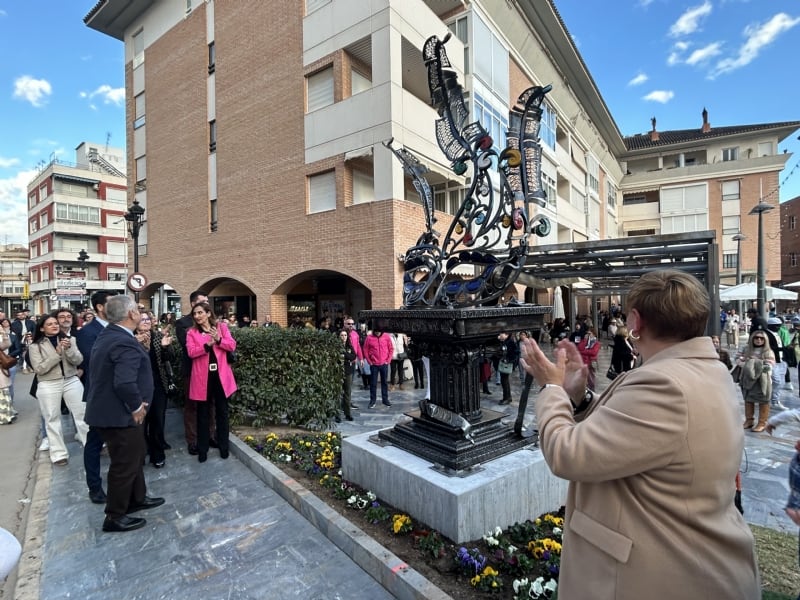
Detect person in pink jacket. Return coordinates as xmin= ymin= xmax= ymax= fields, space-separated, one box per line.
xmin=363 ymin=321 xmax=394 ymax=408
xmin=186 ymin=302 xmax=237 ymax=463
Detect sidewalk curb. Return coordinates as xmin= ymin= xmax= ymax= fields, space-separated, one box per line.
xmin=12 ymin=450 xmax=49 ymax=600
xmin=230 ymin=435 xmax=453 ymax=600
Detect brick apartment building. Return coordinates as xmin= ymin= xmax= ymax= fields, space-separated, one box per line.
xmin=84 ymin=0 xmax=799 ymax=324
xmin=26 ymin=142 xmax=129 ymax=314
xmin=781 ymin=196 xmax=800 ymax=307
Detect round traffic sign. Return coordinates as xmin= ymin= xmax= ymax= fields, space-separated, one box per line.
xmin=127 ymin=272 xmax=148 ymax=292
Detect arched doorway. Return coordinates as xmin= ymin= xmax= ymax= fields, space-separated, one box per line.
xmin=276 ymin=269 xmax=371 ymax=328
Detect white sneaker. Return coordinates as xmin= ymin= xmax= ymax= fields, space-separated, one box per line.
xmin=785 ymin=383 xmax=794 ymax=391
xmin=38 ymin=438 xmax=50 ymax=452
xmin=773 ymin=401 xmax=788 ymax=411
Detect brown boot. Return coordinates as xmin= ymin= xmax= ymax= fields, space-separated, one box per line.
xmin=742 ymin=402 xmax=755 ymax=429
xmin=752 ymin=403 xmax=770 ymax=432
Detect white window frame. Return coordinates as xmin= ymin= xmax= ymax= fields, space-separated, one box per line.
xmin=308 ymin=171 xmax=336 ymax=214
xmin=721 ymin=180 xmax=740 ymax=201
xmin=352 ymin=168 xmax=374 ymax=205
xmin=351 ymin=69 xmax=370 ymax=95
xmin=722 ymin=147 xmax=738 ymax=162
xmin=307 ymin=67 xmax=334 ymax=112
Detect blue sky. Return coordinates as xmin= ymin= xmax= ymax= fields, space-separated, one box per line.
xmin=0 ymin=0 xmax=799 ymax=246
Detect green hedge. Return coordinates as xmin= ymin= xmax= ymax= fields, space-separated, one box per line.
xmin=164 ymin=326 xmax=343 ymax=430
xmin=227 ymin=327 xmax=343 ymax=429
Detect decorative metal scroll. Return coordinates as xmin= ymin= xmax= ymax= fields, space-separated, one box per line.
xmin=385 ymin=33 xmax=552 ymax=309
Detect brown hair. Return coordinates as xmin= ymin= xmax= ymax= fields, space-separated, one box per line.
xmin=626 ymin=269 xmax=708 ymax=340
xmin=191 ymin=302 xmax=217 ymax=330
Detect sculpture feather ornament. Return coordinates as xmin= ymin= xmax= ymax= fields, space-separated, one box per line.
xmin=387 ymin=34 xmax=552 ymax=309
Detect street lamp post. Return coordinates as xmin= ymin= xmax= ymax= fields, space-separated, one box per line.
xmin=77 ymin=249 xmax=89 ymax=310
xmin=732 ymin=233 xmax=746 ymax=319
xmin=748 ymin=201 xmax=775 ymax=321
xmin=124 ymin=199 xmax=146 ymax=302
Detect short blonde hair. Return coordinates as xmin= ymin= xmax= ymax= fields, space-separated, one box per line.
xmin=626 ymin=269 xmax=708 ymax=340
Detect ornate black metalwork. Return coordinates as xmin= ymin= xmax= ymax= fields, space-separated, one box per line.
xmin=384 ymin=33 xmax=552 ymax=310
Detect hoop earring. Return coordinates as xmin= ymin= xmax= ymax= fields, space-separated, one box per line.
xmin=629 ymin=329 xmax=641 ymax=341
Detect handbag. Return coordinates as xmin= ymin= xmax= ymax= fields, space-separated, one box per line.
xmin=397 ymin=352 xmax=408 ymax=361
xmin=29 ymin=374 xmax=38 ymax=399
xmin=606 ymin=365 xmax=619 ymax=381
xmin=498 ymin=360 xmax=514 ymax=375
xmin=0 ymin=352 xmax=16 ymax=371
xmin=227 ymin=350 xmax=237 ymax=365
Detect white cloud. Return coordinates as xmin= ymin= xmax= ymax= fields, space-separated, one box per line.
xmin=0 ymin=157 xmax=20 ymax=169
xmin=643 ymin=90 xmax=675 ymax=103
xmin=13 ymin=76 xmax=52 ymax=108
xmin=0 ymin=169 xmax=37 ymax=244
xmin=638 ymin=0 xmax=655 ymax=7
xmin=669 ymin=1 xmax=712 ymax=37
xmin=686 ymin=42 xmax=723 ymax=65
xmin=0 ymin=10 xmax=7 ymax=17
xmin=667 ymin=41 xmax=690 ymax=65
xmin=628 ymin=73 xmax=648 ymax=86
xmin=710 ymin=12 xmax=800 ymax=78
xmin=81 ymin=84 xmax=125 ymax=107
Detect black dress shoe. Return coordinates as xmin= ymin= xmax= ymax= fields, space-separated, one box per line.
xmin=334 ymin=415 xmax=341 ymax=423
xmin=345 ymin=416 xmax=354 ymax=421
xmin=161 ymin=442 xmax=172 ymax=450
xmin=188 ymin=444 xmax=199 ymax=455
xmin=103 ymin=515 xmax=146 ymax=532
xmin=127 ymin=496 xmax=166 ymax=514
xmin=151 ymin=460 xmax=165 ymax=469
xmin=198 ymin=453 xmax=207 ymax=463
xmin=89 ymin=488 xmax=107 ymax=504
xmin=350 ymin=403 xmax=359 ymax=409
xmin=219 ymin=449 xmax=229 ymax=459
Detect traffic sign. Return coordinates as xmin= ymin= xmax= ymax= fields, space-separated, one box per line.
xmin=127 ymin=272 xmax=148 ymax=292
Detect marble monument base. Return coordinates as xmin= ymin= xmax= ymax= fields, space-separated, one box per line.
xmin=342 ymin=431 xmax=568 ymax=544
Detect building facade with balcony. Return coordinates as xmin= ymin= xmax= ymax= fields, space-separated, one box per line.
xmin=26 ymin=142 xmax=129 ymax=314
xmin=781 ymin=196 xmax=800 ymax=297
xmin=0 ymin=245 xmax=29 ymax=316
xmin=620 ymin=113 xmax=799 ymax=288
xmin=84 ymin=0 xmax=796 ymax=323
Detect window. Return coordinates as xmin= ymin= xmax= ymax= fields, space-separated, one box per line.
xmin=39 ymin=183 xmax=48 ymax=200
xmin=586 ymin=155 xmax=599 ymax=195
xmin=474 ymin=92 xmax=507 ymax=152
xmin=721 ymin=180 xmax=740 ymax=201
xmin=758 ymin=141 xmax=773 ymax=157
xmin=28 ymin=194 xmax=36 ymax=209
xmin=54 ymin=181 xmax=91 ymax=198
xmin=30 ymin=244 xmax=38 ymax=259
xmin=208 ymin=42 xmax=215 ymax=74
xmin=352 ymin=168 xmax=374 ymax=204
xmin=792 ymin=252 xmax=798 ymax=268
xmin=606 ymin=180 xmax=617 ymax=209
xmin=40 ymin=212 xmax=48 ymax=227
xmin=448 ymin=15 xmax=469 ymax=73
xmin=722 ymin=216 xmax=740 ymax=235
xmin=41 ymin=238 xmax=49 ymax=255
xmin=660 ymin=183 xmax=707 ymax=213
xmin=542 ymin=173 xmax=556 ymax=207
xmin=540 ymin=103 xmax=556 ymax=151
xmin=210 ymin=198 xmax=218 ymax=232
xmin=722 ymin=147 xmax=738 ymax=162
xmin=134 ymin=93 xmax=145 ymax=129
xmin=570 ymin=186 xmax=585 ymax=212
xmin=136 ymin=156 xmax=146 ymax=188
xmin=790 ymin=215 xmax=797 ymax=230
xmin=308 ymin=171 xmax=336 ymax=213
xmin=627 ymin=229 xmax=656 ymax=237
xmin=623 ymin=196 xmax=648 ymax=205
xmin=351 ymin=69 xmax=370 ymax=95
xmin=55 ymin=203 xmax=101 ymax=224
xmin=41 ymin=266 xmax=49 ymax=282
xmin=132 ymin=29 xmax=144 ymax=69
xmin=723 ymin=253 xmax=738 ymax=269
xmin=472 ymin=14 xmax=509 ymax=101
xmin=307 ymin=67 xmax=334 ymax=112
xmin=29 ymin=219 xmax=38 ymax=234
xmin=209 ymin=120 xmax=217 ymax=152
xmin=432 ymin=182 xmax=466 ymax=215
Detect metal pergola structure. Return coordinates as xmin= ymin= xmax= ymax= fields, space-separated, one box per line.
xmin=518 ymin=230 xmax=720 ymax=334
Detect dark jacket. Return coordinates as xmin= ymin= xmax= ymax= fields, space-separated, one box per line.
xmin=85 ymin=324 xmax=154 ymax=428
xmin=175 ymin=314 xmax=194 ymax=376
xmin=76 ymin=317 xmax=104 ymax=402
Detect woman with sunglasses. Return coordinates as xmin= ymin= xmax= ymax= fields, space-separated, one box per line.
xmin=737 ymin=329 xmax=775 ymax=432
xmin=185 ymin=302 xmax=237 ymax=462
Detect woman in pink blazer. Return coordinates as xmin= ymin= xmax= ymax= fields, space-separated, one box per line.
xmin=186 ymin=302 xmax=237 ymax=463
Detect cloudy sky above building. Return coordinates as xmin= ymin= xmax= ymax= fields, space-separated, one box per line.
xmin=0 ymin=0 xmax=798 ymax=245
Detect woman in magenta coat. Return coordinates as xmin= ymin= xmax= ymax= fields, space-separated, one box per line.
xmin=186 ymin=302 xmax=237 ymax=463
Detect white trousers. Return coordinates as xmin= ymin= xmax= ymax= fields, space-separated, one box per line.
xmin=770 ymin=361 xmax=787 ymax=405
xmin=37 ymin=376 xmax=87 ymax=463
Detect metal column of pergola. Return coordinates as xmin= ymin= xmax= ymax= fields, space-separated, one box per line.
xmin=518 ymin=230 xmax=720 ymax=335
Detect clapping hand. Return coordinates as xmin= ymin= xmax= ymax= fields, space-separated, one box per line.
xmin=519 ymin=338 xmax=588 ymax=402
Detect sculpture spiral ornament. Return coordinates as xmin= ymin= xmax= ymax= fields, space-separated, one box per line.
xmin=387 ymin=34 xmax=552 ymax=309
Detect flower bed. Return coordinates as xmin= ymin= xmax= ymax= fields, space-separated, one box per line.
xmin=243 ymin=431 xmax=562 ymax=599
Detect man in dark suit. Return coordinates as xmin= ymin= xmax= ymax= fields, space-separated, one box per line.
xmin=84 ymin=295 xmax=164 ymax=532
xmin=175 ymin=290 xmax=210 ymax=454
xmin=76 ymin=291 xmax=116 ymax=504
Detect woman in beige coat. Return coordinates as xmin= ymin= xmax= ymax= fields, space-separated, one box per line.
xmin=520 ymin=269 xmax=759 ymax=600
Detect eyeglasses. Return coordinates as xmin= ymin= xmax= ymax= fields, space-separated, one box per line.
xmin=140 ymin=317 xmax=151 ymax=322
xmin=752 ymin=336 xmax=766 ymax=340
xmin=345 ymin=322 xmax=355 ymax=326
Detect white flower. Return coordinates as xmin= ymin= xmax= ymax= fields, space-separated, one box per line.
xmin=482 ymin=534 xmax=499 ymax=547
xmin=552 ymin=526 xmax=562 ymax=536
xmin=530 ymin=576 xmax=545 ymax=598
xmin=494 ymin=526 xmax=503 ymax=537
xmin=543 ymin=579 xmax=557 ymax=597
xmin=356 ymin=498 xmax=368 ymax=509
xmin=367 ymin=491 xmax=376 ymax=501
xmin=347 ymin=495 xmax=357 ymax=505
xmin=506 ymin=544 xmax=517 ymax=555
xmin=512 ymin=578 xmax=528 ymax=593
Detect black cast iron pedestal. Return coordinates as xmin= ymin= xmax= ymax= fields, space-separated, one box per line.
xmin=361 ymin=306 xmax=550 ymax=474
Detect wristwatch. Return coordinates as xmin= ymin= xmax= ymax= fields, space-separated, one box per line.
xmin=573 ymin=388 xmax=593 ymax=414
